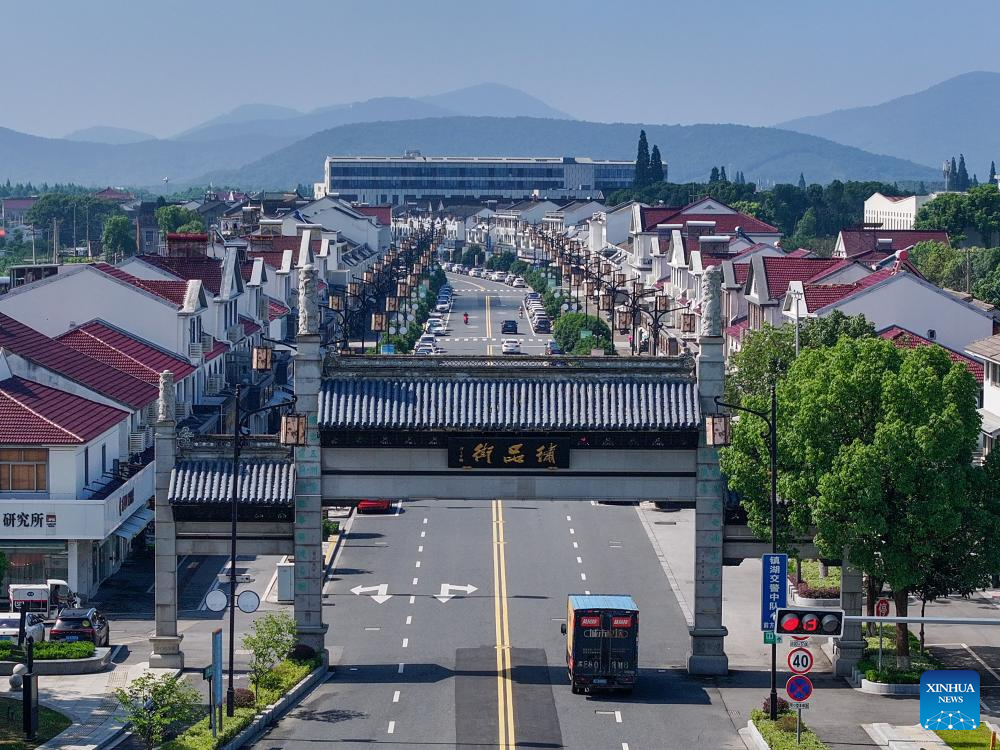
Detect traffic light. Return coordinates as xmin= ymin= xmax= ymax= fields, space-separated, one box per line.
xmin=775 ymin=607 xmax=844 ymax=637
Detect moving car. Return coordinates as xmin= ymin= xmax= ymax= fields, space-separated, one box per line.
xmin=512 ymin=277 xmax=527 ymax=288
xmin=501 ymin=339 xmax=522 ymax=354
xmin=534 ymin=317 xmax=552 ymax=334
xmin=50 ymin=608 xmax=110 ymax=646
xmin=505 ymin=274 xmax=516 ymax=285
xmin=0 ymin=613 xmax=45 ymax=643
xmin=561 ymin=595 xmax=638 ymax=694
xmin=501 ymin=320 xmax=518 ymax=334
xmin=357 ymin=498 xmax=393 ymax=513
xmin=545 ymin=341 xmax=563 ymax=355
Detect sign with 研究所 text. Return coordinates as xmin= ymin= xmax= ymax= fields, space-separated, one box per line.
xmin=760 ymin=553 xmax=788 ymax=631
xmin=448 ymin=438 xmax=570 ymax=469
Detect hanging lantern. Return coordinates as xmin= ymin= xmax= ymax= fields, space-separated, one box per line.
xmin=347 ymin=282 xmax=360 ymax=297
xmin=614 ymin=272 xmax=626 ymax=286
xmin=616 ymin=309 xmax=631 ymax=333
xmin=385 ymin=296 xmax=399 ymax=312
xmin=251 ymin=345 xmax=273 ymax=372
xmin=599 ymin=293 xmax=612 ymax=311
xmin=680 ymin=311 xmax=696 ymax=333
xmin=656 ymin=294 xmax=671 ymax=311
xmin=371 ymin=312 xmax=387 ymax=332
xmin=704 ymin=413 xmax=732 ymax=447
xmin=279 ymin=413 xmax=308 ymax=446
xmin=329 ymin=294 xmax=344 ymax=311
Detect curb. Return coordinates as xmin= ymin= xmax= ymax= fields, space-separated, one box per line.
xmin=325 ymin=509 xmax=355 ymax=576
xmin=218 ymin=662 xmax=329 ymax=750
xmin=743 ymin=719 xmax=770 ymax=750
xmin=0 ymin=646 xmax=114 ymax=676
xmin=859 ymin=678 xmax=920 ymax=695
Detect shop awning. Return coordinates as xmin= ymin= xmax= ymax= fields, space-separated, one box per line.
xmin=113 ymin=507 xmax=153 ymax=542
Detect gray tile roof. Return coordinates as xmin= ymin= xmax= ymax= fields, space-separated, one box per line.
xmin=319 ymin=377 xmax=699 ymax=431
xmin=168 ymin=460 xmax=295 ymax=505
xmin=966 ymin=334 xmax=1000 ymax=361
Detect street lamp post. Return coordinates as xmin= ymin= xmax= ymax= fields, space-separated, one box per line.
xmin=226 ymin=350 xmax=304 ymax=717
xmin=708 ymin=385 xmax=780 ymax=720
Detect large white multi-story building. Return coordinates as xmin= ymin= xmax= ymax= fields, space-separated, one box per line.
xmin=863 ymin=192 xmax=933 ymax=230
xmin=318 ymin=154 xmax=636 ymax=205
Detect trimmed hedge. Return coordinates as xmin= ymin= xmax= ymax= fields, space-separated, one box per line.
xmin=0 ymin=640 xmax=96 ymax=661
xmin=161 ymin=658 xmax=320 ymax=750
xmin=750 ymin=709 xmax=828 ymax=750
xmin=858 ymin=624 xmax=941 ymax=683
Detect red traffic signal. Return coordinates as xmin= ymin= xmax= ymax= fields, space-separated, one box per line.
xmin=775 ymin=608 xmax=844 ymax=637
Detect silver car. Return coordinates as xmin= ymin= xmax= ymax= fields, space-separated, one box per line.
xmin=0 ymin=613 xmax=46 ymax=643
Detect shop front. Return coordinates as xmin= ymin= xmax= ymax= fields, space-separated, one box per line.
xmin=0 ymin=464 xmax=154 ymax=602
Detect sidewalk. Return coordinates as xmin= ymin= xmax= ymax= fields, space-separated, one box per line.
xmin=31 ymin=657 xmax=177 ymax=750
xmin=634 ymin=504 xmax=921 ymax=750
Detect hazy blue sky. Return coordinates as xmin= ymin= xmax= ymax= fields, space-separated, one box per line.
xmin=7 ymin=0 xmax=999 ymax=138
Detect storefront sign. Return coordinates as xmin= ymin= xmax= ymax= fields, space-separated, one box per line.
xmin=2 ymin=513 xmax=46 ymax=529
xmin=448 ymin=438 xmax=570 ymax=469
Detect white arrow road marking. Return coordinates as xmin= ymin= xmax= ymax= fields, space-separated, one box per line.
xmin=350 ymin=583 xmax=392 ymax=604
xmin=435 ymin=583 xmax=478 ymax=603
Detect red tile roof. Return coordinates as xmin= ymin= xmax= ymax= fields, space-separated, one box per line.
xmin=354 ymin=204 xmax=392 ymax=226
xmin=1 ymin=198 xmax=38 ymax=212
xmin=246 ymin=235 xmax=322 ymax=256
xmin=56 ymin=321 xmax=196 ymax=386
xmin=879 ymin=326 xmax=984 ymax=383
xmin=838 ymin=229 xmax=949 ymax=259
xmin=246 ymin=249 xmax=288 ymax=271
xmin=0 ymin=376 xmax=129 ymax=444
xmin=91 ymin=263 xmax=190 ymax=307
xmin=239 ymin=316 xmax=262 ymax=336
xmin=267 ymin=297 xmax=290 ymax=321
xmin=760 ymin=257 xmax=842 ymax=299
xmin=0 ymin=314 xmax=157 ymax=409
xmin=802 ymin=268 xmax=897 ymax=312
xmin=787 ymin=248 xmax=814 ymax=258
xmin=137 ymin=255 xmax=223 ymax=295
xmin=204 ymin=337 xmax=229 ymax=362
xmin=640 ymin=207 xmax=683 ymax=232
xmin=676 ymin=213 xmax=779 ymax=235
xmin=726 ymin=317 xmax=749 ymax=341
xmin=733 ymin=262 xmax=751 ymax=285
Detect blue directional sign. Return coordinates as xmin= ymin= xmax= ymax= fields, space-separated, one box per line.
xmin=212 ymin=629 xmax=223 ymax=705
xmin=760 ymin=553 xmax=788 ymax=631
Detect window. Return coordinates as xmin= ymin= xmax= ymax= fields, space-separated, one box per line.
xmin=101 ymin=444 xmax=107 ymax=474
xmin=0 ymin=449 xmax=48 ymax=492
xmin=84 ymin=447 xmax=89 ymax=486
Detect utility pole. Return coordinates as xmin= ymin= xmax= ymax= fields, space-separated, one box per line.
xmin=52 ymin=218 xmax=59 ymax=264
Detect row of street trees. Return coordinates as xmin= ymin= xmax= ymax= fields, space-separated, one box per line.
xmin=721 ymin=313 xmax=1000 ymax=670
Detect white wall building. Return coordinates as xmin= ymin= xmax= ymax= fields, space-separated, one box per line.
xmin=863 ymin=192 xmax=933 ymax=231
xmin=966 ymin=335 xmax=1000 ymax=460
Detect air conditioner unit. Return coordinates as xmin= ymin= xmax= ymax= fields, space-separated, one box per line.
xmin=174 ymin=400 xmax=190 ymax=420
xmin=144 ymin=402 xmax=158 ymax=425
xmin=227 ymin=324 xmax=243 ymax=343
xmin=206 ymin=375 xmax=223 ymax=395
xmin=201 ymin=333 xmax=214 ymax=350
xmin=188 ymin=341 xmax=204 ymax=359
xmin=128 ymin=431 xmax=146 ymax=455
xmin=257 ymin=298 xmax=269 ymax=322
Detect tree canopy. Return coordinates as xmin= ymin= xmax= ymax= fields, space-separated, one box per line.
xmin=154 ymin=205 xmax=204 ymax=234
xmin=721 ymin=336 xmax=999 ymax=668
xmin=101 ymin=215 xmax=136 ymax=261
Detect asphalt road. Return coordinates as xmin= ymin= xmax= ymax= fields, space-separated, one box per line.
xmin=253 ymin=498 xmax=742 ymax=750
xmin=438 ymin=271 xmax=554 ymax=355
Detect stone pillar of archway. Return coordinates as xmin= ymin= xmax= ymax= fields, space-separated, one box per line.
xmin=292 ymin=264 xmax=329 ymax=656
xmin=833 ymin=551 xmax=865 ymax=676
xmin=150 ymin=371 xmax=184 ymax=668
xmin=687 ymin=266 xmax=729 ymax=676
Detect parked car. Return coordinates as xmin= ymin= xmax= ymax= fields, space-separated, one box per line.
xmin=492 ymin=271 xmax=506 ymax=282
xmin=0 ymin=613 xmax=45 ymax=643
xmin=505 ymin=274 xmax=516 ymax=285
xmin=534 ymin=318 xmax=552 ymax=333
xmin=435 ymin=301 xmax=451 ymax=312
xmin=50 ymin=608 xmax=110 ymax=646
xmin=357 ymin=498 xmax=393 ymax=513
xmin=501 ymin=339 xmax=522 ymax=354
xmin=417 ymin=334 xmax=438 ymax=348
xmin=501 ymin=320 xmax=518 ymax=334
xmin=545 ymin=341 xmax=563 ymax=355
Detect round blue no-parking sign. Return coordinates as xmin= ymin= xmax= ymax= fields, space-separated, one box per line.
xmin=786 ymin=674 xmax=813 ymax=702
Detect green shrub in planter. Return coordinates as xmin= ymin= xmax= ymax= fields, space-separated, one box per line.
xmin=750 ymin=709 xmax=828 ymax=750
xmin=35 ymin=641 xmax=96 ymax=660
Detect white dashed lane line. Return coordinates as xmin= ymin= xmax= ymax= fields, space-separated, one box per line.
xmin=581 ymin=573 xmax=587 ymax=581
xmin=393 ymin=690 xmax=400 ymax=703
xmin=412 ymin=577 xmax=419 ymax=585
xmin=415 ymin=561 xmax=421 ymax=568
xmin=576 ymin=557 xmax=583 ymax=564
xmin=398 ymin=663 xmax=405 ymax=674
xmin=406 ymin=615 xmax=412 ymax=625
xmin=402 ymin=638 xmax=408 ymax=648
xmin=387 ymin=721 xmax=395 ymax=734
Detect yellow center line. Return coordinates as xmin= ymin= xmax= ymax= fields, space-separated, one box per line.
xmin=492 ymin=499 xmax=515 ymax=749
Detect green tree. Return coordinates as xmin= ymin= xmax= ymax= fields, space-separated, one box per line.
xmin=797 ymin=173 xmax=806 ymax=189
xmin=570 ymin=336 xmax=614 ymax=355
xmin=950 ymin=156 xmax=959 ymax=189
xmin=649 ymin=145 xmax=664 ymax=184
xmin=914 ymin=193 xmax=969 ymax=242
xmin=634 ymin=130 xmax=650 ymax=188
xmin=243 ymin=611 xmax=297 ymax=707
xmin=719 ymin=166 xmax=728 ymax=183
xmin=24 ymin=194 xmax=123 ymax=250
xmin=552 ymin=312 xmax=611 ymax=353
xmin=990 ymin=161 xmax=997 ymax=185
xmin=114 ymin=672 xmax=200 ymax=749
xmin=973 ymin=264 xmax=1000 ymax=305
xmin=485 ymin=251 xmax=517 ymax=271
xmin=709 ymin=167 xmax=720 ymax=183
xmin=0 ymin=552 xmax=7 ymax=590
xmin=730 ymin=200 xmax=763 ymax=219
xmin=154 ymin=205 xmax=203 ymax=234
xmin=965 ymin=183 xmax=1000 ymax=245
xmin=957 ymin=154 xmax=970 ymax=191
xmin=101 ymin=215 xmax=135 ymax=260
xmin=792 ymin=207 xmax=818 ymax=239
xmin=909 ymin=240 xmax=966 ymax=289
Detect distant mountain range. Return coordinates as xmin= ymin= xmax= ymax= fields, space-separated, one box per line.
xmin=64 ymin=126 xmax=156 ymax=144
xmin=0 ymin=81 xmax=946 ymax=190
xmin=778 ymin=71 xmax=1000 ymax=176
xmin=205 ymin=116 xmax=938 ymax=189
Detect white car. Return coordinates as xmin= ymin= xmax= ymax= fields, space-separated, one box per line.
xmin=417 ymin=334 xmax=438 ymax=347
xmin=501 ymin=339 xmax=522 ymax=354
xmin=512 ymin=277 xmax=527 ymax=288
xmin=426 ymin=321 xmax=447 ymax=336
xmin=0 ymin=613 xmax=45 ymax=643
xmin=505 ymin=274 xmax=516 ymax=285
xmin=435 ymin=301 xmax=451 ymax=312
xmin=493 ymin=271 xmax=506 ymax=282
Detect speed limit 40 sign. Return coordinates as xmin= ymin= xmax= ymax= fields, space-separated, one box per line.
xmin=788 ymin=647 xmax=814 ymax=675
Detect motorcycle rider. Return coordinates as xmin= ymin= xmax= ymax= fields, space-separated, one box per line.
xmin=463 ymin=312 xmax=469 ymax=325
